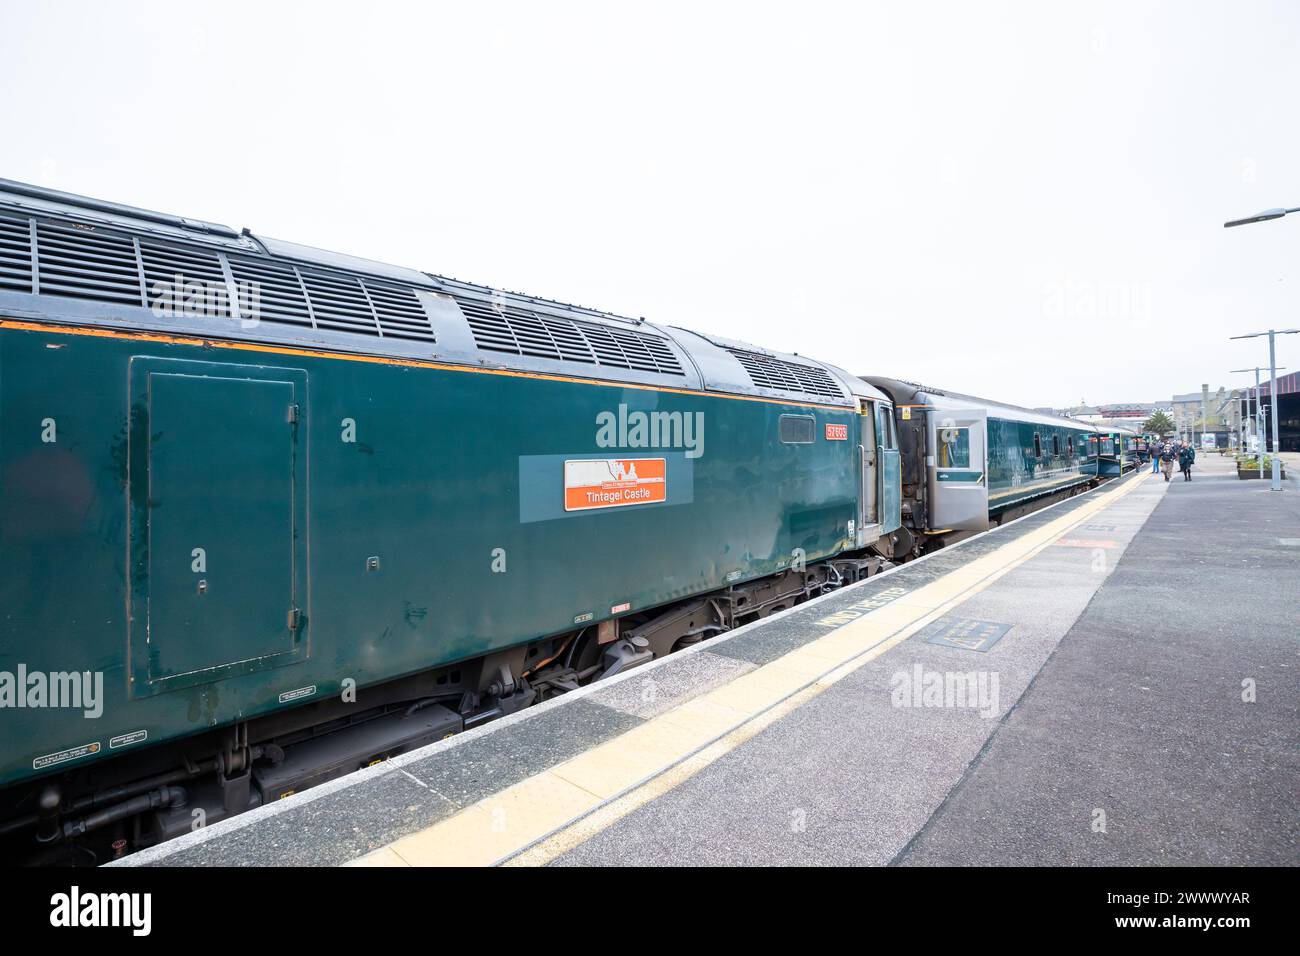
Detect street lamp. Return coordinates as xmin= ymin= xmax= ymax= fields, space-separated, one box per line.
xmin=1222 ymin=203 xmax=1300 ymax=490
xmin=1224 ymin=207 xmax=1300 ymax=228
xmin=1230 ymin=366 xmax=1286 ymax=478
xmin=1229 ymin=331 xmax=1297 ymax=490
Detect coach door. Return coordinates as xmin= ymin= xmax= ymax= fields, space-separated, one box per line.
xmin=929 ymin=409 xmax=990 ymax=532
xmin=857 ymin=400 xmax=881 ymax=546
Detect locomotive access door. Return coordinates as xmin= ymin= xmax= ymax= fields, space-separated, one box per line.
xmin=928 ymin=408 xmax=989 ymax=533
xmin=128 ymin=358 xmax=309 ymax=698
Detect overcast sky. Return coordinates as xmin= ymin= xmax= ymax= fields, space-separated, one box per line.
xmin=3 ymin=1 xmax=1298 ymax=407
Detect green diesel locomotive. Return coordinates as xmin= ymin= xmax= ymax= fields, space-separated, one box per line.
xmin=0 ymin=180 xmax=907 ymax=861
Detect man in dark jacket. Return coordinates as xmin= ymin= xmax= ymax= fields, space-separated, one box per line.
xmin=1160 ymin=441 xmax=1177 ymax=481
xmin=1179 ymin=442 xmax=1196 ymax=481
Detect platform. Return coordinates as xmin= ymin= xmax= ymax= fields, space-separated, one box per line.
xmin=117 ymin=454 xmax=1299 ymax=867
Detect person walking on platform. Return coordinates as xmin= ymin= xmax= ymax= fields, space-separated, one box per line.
xmin=1179 ymin=441 xmax=1195 ymax=481
xmin=1160 ymin=441 xmax=1176 ymax=481
xmin=1151 ymin=439 xmax=1162 ymax=474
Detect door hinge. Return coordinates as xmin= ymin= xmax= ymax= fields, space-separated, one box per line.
xmin=287 ymin=403 xmax=299 ymax=424
xmin=287 ymin=607 xmax=302 ymax=631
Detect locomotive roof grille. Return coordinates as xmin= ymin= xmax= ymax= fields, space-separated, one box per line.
xmin=140 ymin=237 xmax=232 ymax=318
xmin=727 ymin=348 xmax=844 ymax=401
xmin=0 ymin=213 xmax=30 ymax=293
xmin=459 ymin=297 xmax=684 ymax=376
xmin=227 ymin=255 xmax=313 ymax=330
xmin=37 ymin=218 xmax=145 ymax=306
xmin=0 ymin=209 xmax=435 ymax=342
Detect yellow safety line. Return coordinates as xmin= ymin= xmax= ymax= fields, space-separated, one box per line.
xmin=349 ymin=470 xmax=1155 ymax=867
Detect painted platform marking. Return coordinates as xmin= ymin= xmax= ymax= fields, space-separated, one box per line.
xmin=814 ymin=586 xmax=908 ymax=628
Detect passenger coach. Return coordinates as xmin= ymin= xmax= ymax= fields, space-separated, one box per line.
xmin=861 ymin=378 xmax=1104 ymax=555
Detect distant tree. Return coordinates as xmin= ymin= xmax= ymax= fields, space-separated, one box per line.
xmin=1143 ymin=410 xmax=1175 ymax=436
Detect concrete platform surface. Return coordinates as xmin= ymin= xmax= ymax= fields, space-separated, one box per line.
xmin=116 ymin=455 xmax=1299 ymax=867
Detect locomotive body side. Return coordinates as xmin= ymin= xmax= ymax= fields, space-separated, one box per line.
xmin=0 ymin=177 xmax=894 ymax=856
xmin=0 ymin=317 xmax=865 ymax=790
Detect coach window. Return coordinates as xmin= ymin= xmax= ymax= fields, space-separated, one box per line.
xmin=1068 ymin=437 xmax=1075 ymax=457
xmin=1033 ymin=433 xmax=1042 ymax=459
xmin=779 ymin=414 xmax=815 ymax=444
xmin=1052 ymin=435 xmax=1060 ymax=456
xmin=938 ymin=426 xmax=970 ymax=468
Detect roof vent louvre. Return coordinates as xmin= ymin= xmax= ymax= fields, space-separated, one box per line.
xmin=36 ymin=220 xmax=143 ymax=306
xmin=459 ymin=297 xmax=682 ymax=375
xmin=726 ymin=348 xmax=843 ymax=401
xmin=139 ymin=238 xmax=230 ymax=317
xmin=0 ymin=213 xmax=31 ymax=293
xmin=363 ymin=280 xmax=434 ymax=342
xmin=227 ymin=255 xmax=313 ymax=329
xmin=299 ymin=269 xmax=382 ymax=337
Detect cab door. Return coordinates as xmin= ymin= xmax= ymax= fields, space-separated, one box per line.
xmin=876 ymin=404 xmax=902 ymax=534
xmin=856 ymin=400 xmax=881 ymax=546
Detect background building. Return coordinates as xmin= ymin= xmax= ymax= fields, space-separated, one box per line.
xmin=1059 ymin=400 xmax=1172 ymax=437
xmin=1050 ymin=376 xmax=1300 ymax=452
xmin=1168 ymin=384 xmax=1243 ymax=448
xmin=1237 ymin=373 xmax=1300 ymax=453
